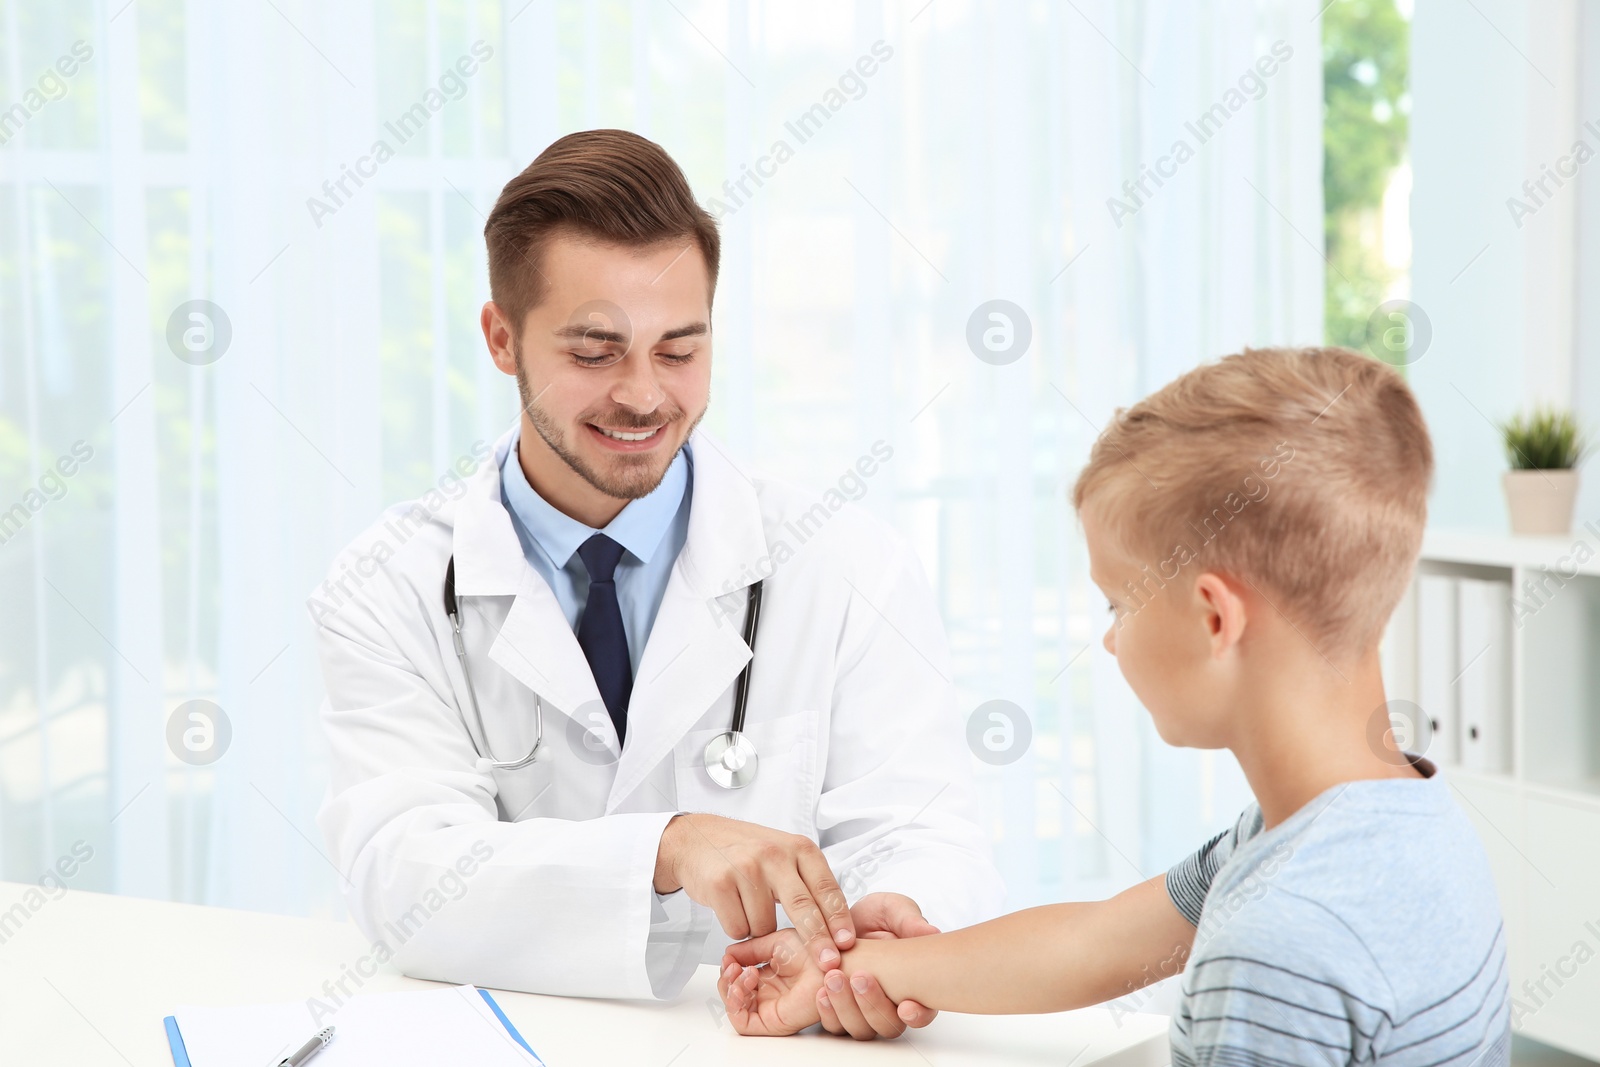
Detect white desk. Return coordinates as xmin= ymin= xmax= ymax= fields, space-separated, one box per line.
xmin=0 ymin=882 xmax=1171 ymax=1066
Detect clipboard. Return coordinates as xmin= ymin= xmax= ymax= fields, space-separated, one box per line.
xmin=163 ymin=987 xmax=541 ymax=1066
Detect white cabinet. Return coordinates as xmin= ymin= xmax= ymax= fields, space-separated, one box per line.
xmin=1520 ymin=788 xmax=1600 ymax=1056
xmin=1386 ymin=532 xmax=1600 ymax=1062
xmin=1447 ymin=771 xmax=1527 ymax=990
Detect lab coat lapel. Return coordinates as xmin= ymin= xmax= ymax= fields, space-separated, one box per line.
xmin=605 ymin=430 xmax=772 ymax=811
xmin=487 ymin=572 xmax=609 ymax=743
xmin=452 ymin=426 xmax=614 ymax=757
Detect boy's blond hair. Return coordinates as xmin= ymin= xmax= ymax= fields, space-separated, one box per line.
xmin=1071 ymin=346 xmax=1433 ymax=659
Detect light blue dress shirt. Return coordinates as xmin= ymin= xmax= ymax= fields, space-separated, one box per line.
xmin=499 ymin=428 xmax=701 ymax=996
xmin=499 ymin=427 xmax=693 ymax=675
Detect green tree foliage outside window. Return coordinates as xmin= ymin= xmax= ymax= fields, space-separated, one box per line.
xmin=1323 ymin=0 xmax=1410 ymax=353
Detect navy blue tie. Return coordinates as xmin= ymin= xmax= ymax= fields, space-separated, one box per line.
xmin=577 ymin=534 xmax=633 ymax=745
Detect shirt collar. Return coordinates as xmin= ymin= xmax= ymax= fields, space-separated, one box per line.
xmin=500 ymin=426 xmax=691 ymax=568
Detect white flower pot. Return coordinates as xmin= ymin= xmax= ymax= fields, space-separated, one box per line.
xmin=1502 ymin=469 xmax=1579 ymax=536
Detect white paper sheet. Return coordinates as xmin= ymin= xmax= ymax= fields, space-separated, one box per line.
xmin=172 ymin=985 xmax=544 ymax=1067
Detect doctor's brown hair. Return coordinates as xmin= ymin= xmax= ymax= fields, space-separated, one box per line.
xmin=1071 ymin=346 xmax=1433 ymax=660
xmin=484 ymin=128 xmax=721 ymax=333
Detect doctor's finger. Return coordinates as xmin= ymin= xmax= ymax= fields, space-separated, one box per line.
xmin=898 ymin=998 xmax=939 ymax=1029
xmin=818 ymin=968 xmax=878 ymax=1040
xmin=725 ymin=931 xmax=789 ymax=969
xmin=846 ymin=972 xmax=909 ymax=1039
xmin=733 ymin=866 xmax=779 ymax=939
xmin=817 ymin=986 xmax=847 ymax=1036
xmin=771 ymin=870 xmax=838 ymax=964
xmin=708 ymin=885 xmax=753 ymax=941
xmin=794 ymin=848 xmax=855 ymax=951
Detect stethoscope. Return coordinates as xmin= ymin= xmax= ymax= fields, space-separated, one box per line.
xmin=442 ymin=556 xmax=765 ymax=788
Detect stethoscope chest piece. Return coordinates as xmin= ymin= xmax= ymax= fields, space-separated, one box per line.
xmin=446 ymin=551 xmax=767 ymax=789
xmin=703 ymin=730 xmax=759 ymax=790
xmin=697 ymin=578 xmax=766 ymax=789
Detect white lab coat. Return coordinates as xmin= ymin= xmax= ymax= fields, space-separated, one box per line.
xmin=311 ymin=424 xmax=1004 ymax=1000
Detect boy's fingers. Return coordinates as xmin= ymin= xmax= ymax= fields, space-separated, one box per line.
xmin=849 ymin=973 xmax=907 ymax=1039
xmin=726 ymin=967 xmax=758 ymax=1023
xmin=718 ymin=957 xmax=740 ymax=1000
xmin=723 ymin=963 xmax=751 ymax=1001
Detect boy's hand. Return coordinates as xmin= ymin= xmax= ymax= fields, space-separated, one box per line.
xmin=718 ymin=930 xmax=825 ymax=1037
xmin=720 ymin=930 xmax=910 ymax=1041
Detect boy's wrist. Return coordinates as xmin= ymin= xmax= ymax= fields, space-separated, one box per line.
xmin=836 ymin=936 xmax=900 ymax=998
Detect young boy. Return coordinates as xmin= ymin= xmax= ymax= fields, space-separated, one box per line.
xmin=718 ymin=347 xmax=1511 ymax=1065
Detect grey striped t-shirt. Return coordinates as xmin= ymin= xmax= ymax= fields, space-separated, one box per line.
xmin=1164 ymin=755 xmax=1509 ymax=1067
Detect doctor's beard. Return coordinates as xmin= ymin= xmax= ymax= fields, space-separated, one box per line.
xmin=515 ymin=353 xmax=704 ymax=500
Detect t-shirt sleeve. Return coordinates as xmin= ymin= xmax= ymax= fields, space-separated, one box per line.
xmin=1165 ymin=804 xmax=1264 ymax=926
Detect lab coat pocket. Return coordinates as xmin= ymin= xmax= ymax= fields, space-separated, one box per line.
xmin=674 ymin=709 xmax=818 ymax=837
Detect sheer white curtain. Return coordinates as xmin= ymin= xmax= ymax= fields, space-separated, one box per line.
xmin=0 ymin=0 xmax=1321 ymax=920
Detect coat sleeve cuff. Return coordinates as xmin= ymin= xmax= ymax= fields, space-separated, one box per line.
xmin=646 ymin=888 xmax=713 ymax=998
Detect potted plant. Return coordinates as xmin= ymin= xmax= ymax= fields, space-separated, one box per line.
xmin=1499 ymin=407 xmax=1585 ymax=536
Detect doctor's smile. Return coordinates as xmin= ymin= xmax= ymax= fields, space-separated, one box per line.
xmin=590 ymin=425 xmax=666 ymax=444
xmin=582 ymin=415 xmax=673 ymax=453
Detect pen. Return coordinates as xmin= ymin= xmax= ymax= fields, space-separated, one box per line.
xmin=275 ymin=1026 xmax=334 ymax=1067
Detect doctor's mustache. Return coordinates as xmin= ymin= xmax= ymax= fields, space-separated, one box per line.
xmin=579 ymin=407 xmax=689 ymax=430
xmin=509 ymin=359 xmax=697 ymax=433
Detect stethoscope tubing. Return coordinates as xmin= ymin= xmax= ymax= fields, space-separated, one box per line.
xmin=729 ymin=578 xmax=763 ymax=735
xmin=442 ymin=555 xmax=761 ymax=782
xmin=445 ymin=556 xmax=543 ymax=770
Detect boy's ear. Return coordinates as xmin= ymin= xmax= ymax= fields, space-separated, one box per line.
xmin=1193 ymin=570 xmax=1248 ymax=658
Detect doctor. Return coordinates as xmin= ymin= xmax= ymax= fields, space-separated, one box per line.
xmin=312 ymin=129 xmax=1002 ymax=1039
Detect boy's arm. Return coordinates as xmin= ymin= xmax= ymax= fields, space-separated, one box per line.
xmin=848 ymin=873 xmax=1193 ymax=1013
xmin=724 ymin=873 xmax=1195 ymax=1032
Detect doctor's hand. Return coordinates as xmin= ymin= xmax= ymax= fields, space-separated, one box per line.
xmin=654 ymin=814 xmax=856 ymax=969
xmin=812 ymin=892 xmax=939 ymax=1039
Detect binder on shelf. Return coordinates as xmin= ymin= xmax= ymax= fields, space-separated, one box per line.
xmin=1416 ymin=574 xmax=1459 ymax=766
xmin=1456 ymin=576 xmax=1512 ymax=774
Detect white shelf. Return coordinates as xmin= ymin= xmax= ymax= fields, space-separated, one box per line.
xmin=1399 ymin=529 xmax=1600 ymax=1061
xmin=1422 ymin=526 xmax=1600 ymax=575
xmin=1453 ymin=766 xmax=1600 ymax=807
xmin=1405 ymin=528 xmax=1600 ymax=794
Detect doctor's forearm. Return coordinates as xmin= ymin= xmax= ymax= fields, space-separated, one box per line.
xmin=652 ymin=814 xmax=684 ymax=892
xmin=841 ymin=876 xmax=1194 ymax=1015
